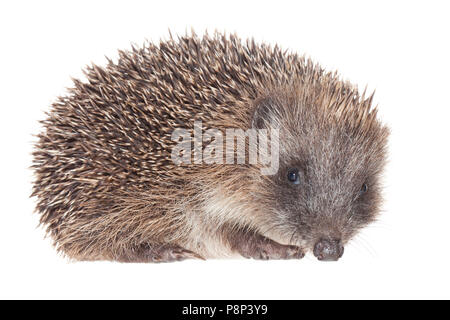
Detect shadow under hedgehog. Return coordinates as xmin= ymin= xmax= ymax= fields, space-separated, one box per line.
xmin=32 ymin=32 xmax=389 ymax=262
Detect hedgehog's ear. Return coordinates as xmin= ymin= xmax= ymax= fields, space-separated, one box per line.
xmin=251 ymin=97 xmax=276 ymax=129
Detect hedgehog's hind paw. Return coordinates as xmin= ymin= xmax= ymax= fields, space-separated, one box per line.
xmin=116 ymin=243 xmax=204 ymax=263
xmin=156 ymin=246 xmax=205 ymax=263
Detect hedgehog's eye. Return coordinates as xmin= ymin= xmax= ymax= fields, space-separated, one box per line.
xmin=287 ymin=168 xmax=300 ymax=185
xmin=361 ymin=183 xmax=368 ymax=194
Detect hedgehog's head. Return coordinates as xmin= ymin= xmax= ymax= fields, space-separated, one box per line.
xmin=249 ymin=86 xmax=389 ymax=261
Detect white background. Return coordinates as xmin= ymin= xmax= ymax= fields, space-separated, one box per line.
xmin=1 ymin=0 xmax=449 ymax=299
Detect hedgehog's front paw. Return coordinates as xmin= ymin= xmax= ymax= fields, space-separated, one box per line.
xmin=245 ymin=241 xmax=304 ymax=260
xmin=234 ymin=234 xmax=305 ymax=260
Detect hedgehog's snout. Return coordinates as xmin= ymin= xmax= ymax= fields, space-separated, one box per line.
xmin=313 ymin=238 xmax=344 ymax=261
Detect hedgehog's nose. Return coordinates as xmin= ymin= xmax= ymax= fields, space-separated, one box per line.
xmin=313 ymin=239 xmax=344 ymax=261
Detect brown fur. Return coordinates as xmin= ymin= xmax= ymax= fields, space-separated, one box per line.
xmin=32 ymin=31 xmax=389 ymax=262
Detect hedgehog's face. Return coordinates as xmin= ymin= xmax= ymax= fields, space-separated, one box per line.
xmin=251 ymin=92 xmax=389 ymax=261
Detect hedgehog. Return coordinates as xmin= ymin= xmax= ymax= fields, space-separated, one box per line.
xmin=32 ymin=32 xmax=389 ymax=262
